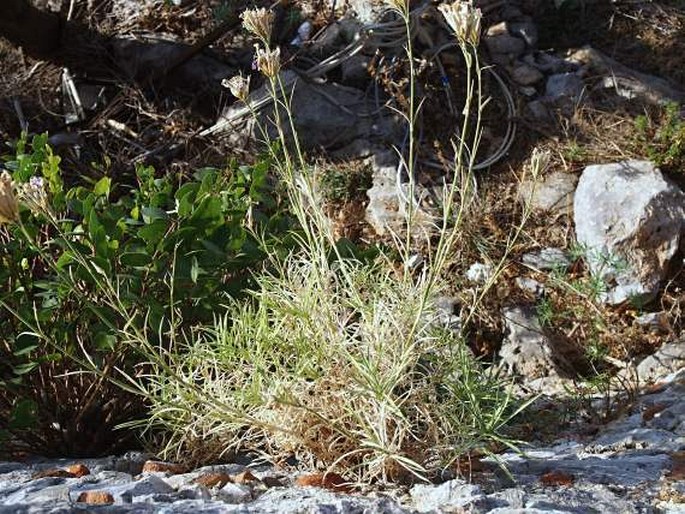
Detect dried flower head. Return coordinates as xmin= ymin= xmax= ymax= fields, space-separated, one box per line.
xmin=384 ymin=0 xmax=408 ymax=14
xmin=439 ymin=0 xmax=482 ymax=46
xmin=0 ymin=170 xmax=18 ymax=224
xmin=255 ymin=45 xmax=281 ymax=79
xmin=18 ymin=176 xmax=49 ymax=215
xmin=241 ymin=7 xmax=274 ymax=44
xmin=222 ymin=73 xmax=251 ymax=102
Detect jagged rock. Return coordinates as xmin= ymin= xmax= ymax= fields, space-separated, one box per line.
xmin=573 ymin=160 xmax=685 ymax=305
xmin=69 ymin=473 xmax=174 ymax=504
xmin=511 ymin=63 xmax=544 ymax=86
xmin=567 ymin=46 xmax=685 ymax=105
xmin=630 ymin=342 xmax=685 ymax=384
xmin=521 ymin=248 xmax=572 ymax=271
xmin=410 ymin=480 xmax=486 ymax=512
xmin=523 ymin=52 xmax=572 ymax=74
xmin=2 ymin=477 xmax=72 ymax=505
xmin=365 ymin=150 xmax=434 ymax=237
xmin=218 ymin=483 xmax=252 ymax=503
xmin=141 ymin=461 xmax=185 ymax=475
xmin=499 ymin=306 xmax=571 ymax=380
xmin=165 ymin=464 xmax=246 ymax=489
xmin=208 ymin=71 xmax=399 ymax=155
xmin=177 ymin=484 xmax=212 ymax=500
xmin=545 ymin=72 xmax=585 ymax=102
xmin=466 ymin=262 xmax=494 ymax=284
xmin=508 ymin=19 xmax=538 ymax=47
xmin=112 ymin=452 xmax=152 ymax=475
xmin=0 ymin=464 xmax=23 ymax=474
xmin=518 ymin=171 xmax=578 ymax=216
xmin=346 ymin=0 xmax=387 ymax=24
xmin=497 ymin=442 xmax=671 ymax=488
xmin=484 ymin=34 xmax=526 ymax=58
xmin=435 ymin=296 xmax=462 ymax=333
xmin=589 ymin=426 xmax=685 ymax=454
xmin=365 ymin=150 xmax=404 ymax=236
xmin=516 ymin=277 xmax=545 ymax=297
xmin=111 ymin=36 xmax=235 ymax=96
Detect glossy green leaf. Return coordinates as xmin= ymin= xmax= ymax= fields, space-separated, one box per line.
xmin=120 ymin=252 xmax=152 ymax=267
xmin=93 ymin=176 xmax=111 ymax=197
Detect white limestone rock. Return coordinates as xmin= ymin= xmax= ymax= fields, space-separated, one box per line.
xmin=573 ymin=160 xmax=685 ymax=304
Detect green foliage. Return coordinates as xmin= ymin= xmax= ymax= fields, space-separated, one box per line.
xmin=319 ymin=166 xmax=373 ymax=204
xmin=0 ymin=133 xmax=291 ymax=455
xmin=562 ymin=140 xmax=587 ymax=163
xmin=213 ymin=1 xmax=234 ymax=22
xmin=634 ymin=102 xmax=685 ymax=168
xmin=533 ymin=245 xmax=621 ymax=371
xmin=536 ymin=297 xmax=555 ymax=327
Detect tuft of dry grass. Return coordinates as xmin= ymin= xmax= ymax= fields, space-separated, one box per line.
xmin=133 ymin=242 xmax=527 ymax=482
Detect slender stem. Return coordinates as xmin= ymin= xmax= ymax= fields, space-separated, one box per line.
xmin=276 ymin=73 xmax=306 ymax=171
xmin=402 ymin=7 xmax=417 ymax=271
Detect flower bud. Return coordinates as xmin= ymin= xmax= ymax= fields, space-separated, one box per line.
xmin=222 ymin=74 xmax=251 ymax=102
xmin=384 ymin=0 xmax=408 ymax=14
xmin=255 ymin=45 xmax=281 ymax=79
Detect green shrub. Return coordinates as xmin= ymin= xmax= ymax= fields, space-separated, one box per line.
xmin=0 ymin=133 xmax=290 ymax=456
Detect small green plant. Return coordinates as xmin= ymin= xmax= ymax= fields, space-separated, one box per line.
xmin=562 ymin=140 xmax=587 ymax=162
xmin=319 ymin=166 xmax=373 ymax=204
xmin=634 ymin=102 xmax=684 ymax=167
xmin=536 ymin=297 xmax=556 ymax=327
xmin=213 ymin=1 xmax=234 ymax=22
xmin=585 ymin=336 xmax=609 ymax=364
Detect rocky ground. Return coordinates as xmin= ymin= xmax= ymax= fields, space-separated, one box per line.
xmin=2 ymin=363 xmax=685 ymax=513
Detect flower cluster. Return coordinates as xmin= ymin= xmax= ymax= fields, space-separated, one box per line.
xmin=0 ymin=172 xmax=50 ymax=225
xmin=438 ymin=0 xmax=482 ymax=47
xmin=241 ymin=7 xmax=274 ymax=45
xmin=239 ymin=7 xmax=281 ymax=81
xmin=18 ymin=176 xmax=49 ymax=215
